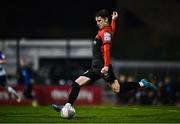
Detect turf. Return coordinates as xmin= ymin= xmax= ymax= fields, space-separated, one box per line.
xmin=0 ymin=105 xmax=180 ymax=123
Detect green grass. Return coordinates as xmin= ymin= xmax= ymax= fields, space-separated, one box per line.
xmin=0 ymin=105 xmax=180 ymax=123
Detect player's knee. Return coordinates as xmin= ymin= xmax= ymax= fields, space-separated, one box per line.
xmin=75 ymin=79 xmax=81 ymax=86
xmin=110 ymin=80 xmax=120 ymax=93
xmin=75 ymin=76 xmax=90 ymax=86
xmin=112 ymin=86 xmax=120 ymax=93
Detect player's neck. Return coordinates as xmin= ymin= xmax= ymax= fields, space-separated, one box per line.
xmin=100 ymin=24 xmax=110 ymax=30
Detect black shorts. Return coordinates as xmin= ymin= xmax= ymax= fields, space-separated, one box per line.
xmin=82 ymin=64 xmax=116 ymax=83
xmin=0 ymin=75 xmax=7 ymax=87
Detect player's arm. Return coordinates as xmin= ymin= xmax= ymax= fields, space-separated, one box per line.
xmin=111 ymin=11 xmax=118 ymax=34
xmin=101 ymin=32 xmax=112 ymax=75
xmin=103 ymin=43 xmax=110 ymax=67
xmin=101 ymin=44 xmax=111 ymax=75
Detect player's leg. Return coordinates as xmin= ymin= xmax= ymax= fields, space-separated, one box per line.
xmin=65 ymin=68 xmax=101 ymax=107
xmin=66 ymin=76 xmax=91 ymax=105
xmin=52 ymin=69 xmax=101 ymax=112
xmin=6 ymin=86 xmax=21 ymax=102
xmin=108 ymin=78 xmax=157 ymax=94
xmin=104 ymin=65 xmax=156 ymax=93
xmin=52 ymin=76 xmax=90 ymax=112
xmin=0 ymin=75 xmax=21 ymax=102
xmin=107 ymin=79 xmax=140 ymax=93
xmin=23 ymin=84 xmax=38 ymax=107
xmin=107 ymin=80 xmax=120 ymax=93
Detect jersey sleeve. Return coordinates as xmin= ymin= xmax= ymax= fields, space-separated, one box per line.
xmin=103 ymin=43 xmax=111 ymax=66
xmin=100 ymin=30 xmax=112 ymax=66
xmin=111 ymin=20 xmax=116 ymax=35
xmin=111 ymin=19 xmax=116 ymax=35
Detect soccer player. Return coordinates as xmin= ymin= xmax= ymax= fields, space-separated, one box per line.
xmin=52 ymin=9 xmax=156 ymax=113
xmin=19 ymin=58 xmax=38 ymax=107
xmin=0 ymin=51 xmax=21 ymax=102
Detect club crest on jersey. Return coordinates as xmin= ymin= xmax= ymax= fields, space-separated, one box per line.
xmin=104 ymin=32 xmax=111 ymax=42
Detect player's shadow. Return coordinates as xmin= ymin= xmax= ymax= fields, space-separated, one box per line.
xmin=75 ymin=115 xmax=96 ymax=119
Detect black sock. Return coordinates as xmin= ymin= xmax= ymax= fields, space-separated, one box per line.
xmin=120 ymin=82 xmax=140 ymax=93
xmin=67 ymin=82 xmax=80 ymax=105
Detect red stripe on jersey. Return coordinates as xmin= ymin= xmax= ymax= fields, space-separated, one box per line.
xmin=111 ymin=19 xmax=116 ymax=36
xmin=103 ymin=43 xmax=111 ymax=66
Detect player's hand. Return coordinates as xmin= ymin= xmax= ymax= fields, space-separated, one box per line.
xmin=112 ymin=11 xmax=118 ymax=20
xmin=101 ymin=66 xmax=109 ymax=76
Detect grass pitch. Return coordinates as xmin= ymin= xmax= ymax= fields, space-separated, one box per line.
xmin=0 ymin=105 xmax=180 ymax=123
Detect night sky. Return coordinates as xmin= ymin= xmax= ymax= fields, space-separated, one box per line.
xmin=0 ymin=0 xmax=117 ymax=39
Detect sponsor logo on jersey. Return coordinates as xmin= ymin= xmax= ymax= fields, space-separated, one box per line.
xmin=104 ymin=32 xmax=111 ymax=42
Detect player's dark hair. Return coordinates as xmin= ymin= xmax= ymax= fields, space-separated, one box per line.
xmin=95 ymin=9 xmax=110 ymax=19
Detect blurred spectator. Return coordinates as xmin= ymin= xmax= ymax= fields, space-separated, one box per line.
xmin=48 ymin=62 xmax=84 ymax=85
xmin=161 ymin=76 xmax=176 ymax=105
xmin=49 ymin=65 xmax=65 ymax=85
xmin=18 ymin=58 xmax=38 ymax=107
xmin=175 ymin=75 xmax=180 ymax=106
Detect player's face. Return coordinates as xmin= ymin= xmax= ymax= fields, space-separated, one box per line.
xmin=95 ymin=16 xmax=108 ymax=29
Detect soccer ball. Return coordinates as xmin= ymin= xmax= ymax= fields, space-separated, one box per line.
xmin=60 ymin=106 xmax=76 ymax=119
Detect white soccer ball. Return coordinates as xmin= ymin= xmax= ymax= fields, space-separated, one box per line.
xmin=60 ymin=107 xmax=76 ymax=119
